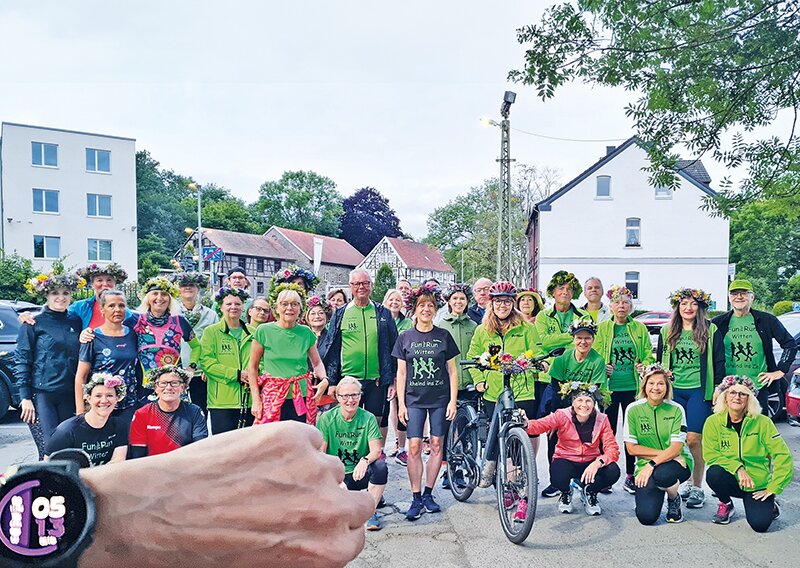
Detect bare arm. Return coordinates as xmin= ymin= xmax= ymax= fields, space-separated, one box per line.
xmin=74 ymin=361 xmax=92 ymax=415
xmin=308 ymin=344 xmax=329 ymax=403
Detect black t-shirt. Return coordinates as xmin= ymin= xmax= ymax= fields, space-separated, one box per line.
xmin=45 ymin=415 xmax=129 ymax=466
xmin=391 ymin=326 xmax=460 ymax=408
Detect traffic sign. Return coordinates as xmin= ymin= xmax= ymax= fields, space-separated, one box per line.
xmin=203 ymin=247 xmax=223 ymax=261
xmin=793 ymin=302 xmax=800 ymax=312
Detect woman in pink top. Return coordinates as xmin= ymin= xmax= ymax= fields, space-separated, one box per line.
xmin=524 ymin=382 xmax=620 ymax=516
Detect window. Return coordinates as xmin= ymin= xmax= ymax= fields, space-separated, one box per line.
xmin=33 ymin=235 xmax=60 ymax=259
xmin=275 ymin=260 xmax=282 ymax=270
xmin=655 ymin=185 xmax=672 ymax=199
xmin=257 ymin=281 xmax=265 ymax=294
xmin=626 ymin=218 xmax=641 ymax=247
xmin=32 ymin=189 xmax=59 ymax=213
xmin=596 ymin=175 xmax=611 ymax=198
xmin=86 ymin=148 xmax=111 ymax=172
xmin=238 ymin=256 xmax=247 ymax=268
xmin=87 ymin=194 xmax=112 ymax=217
xmin=31 ymin=142 xmax=58 ymax=167
xmin=625 ymin=271 xmax=640 ymax=299
xmin=256 ymin=259 xmax=265 ymax=272
xmin=88 ymin=239 xmax=112 ymax=261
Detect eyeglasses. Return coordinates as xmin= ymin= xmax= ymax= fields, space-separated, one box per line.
xmin=278 ymin=301 xmax=300 ymax=308
xmin=155 ymin=380 xmax=184 ymax=388
xmin=727 ymin=390 xmax=749 ymax=399
xmin=252 ymin=306 xmax=270 ymax=313
xmin=337 ymin=393 xmax=361 ymax=400
xmin=474 ymin=286 xmax=490 ymax=293
xmin=349 ymin=281 xmax=371 ymax=288
xmin=492 ymin=298 xmax=514 ymax=306
xmin=729 ymin=291 xmax=751 ymax=298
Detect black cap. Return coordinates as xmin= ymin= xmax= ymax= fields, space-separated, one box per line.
xmin=227 ymin=266 xmax=246 ymax=277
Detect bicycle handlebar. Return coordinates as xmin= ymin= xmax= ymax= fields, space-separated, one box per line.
xmin=459 ymin=347 xmax=565 ymax=372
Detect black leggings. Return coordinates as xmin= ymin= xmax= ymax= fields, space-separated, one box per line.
xmin=210 ymin=408 xmax=254 ymax=434
xmin=550 ymin=459 xmax=621 ymax=494
xmin=634 ymin=460 xmax=691 ymax=525
xmin=605 ymin=390 xmax=636 ymax=475
xmin=706 ymin=465 xmax=776 ymax=533
xmin=344 ymin=460 xmax=389 ymax=490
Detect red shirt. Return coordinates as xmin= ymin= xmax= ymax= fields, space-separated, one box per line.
xmin=129 ymin=401 xmax=208 ymax=456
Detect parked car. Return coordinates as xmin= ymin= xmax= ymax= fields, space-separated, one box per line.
xmin=634 ymin=311 xmax=671 ymax=334
xmin=0 ymin=300 xmax=42 ymax=420
xmin=774 ymin=311 xmax=800 ymax=424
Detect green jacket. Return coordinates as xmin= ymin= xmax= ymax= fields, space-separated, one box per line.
xmin=702 ymin=411 xmax=793 ymax=495
xmin=466 ymin=321 xmax=543 ymax=402
xmin=594 ymin=317 xmax=655 ymax=391
xmin=200 ymin=320 xmax=256 ymax=409
xmin=623 ymin=398 xmax=694 ymax=475
xmin=438 ymin=311 xmax=478 ymax=390
xmin=658 ymin=322 xmax=724 ymax=401
xmin=534 ymin=304 xmax=591 ymax=352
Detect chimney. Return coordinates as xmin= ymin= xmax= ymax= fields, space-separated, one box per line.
xmin=606 ymin=146 xmax=616 ymax=156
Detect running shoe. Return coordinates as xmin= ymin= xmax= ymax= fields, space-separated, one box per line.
xmin=623 ymin=474 xmax=637 ymax=495
xmin=513 ymin=498 xmax=528 ymax=523
xmin=503 ymin=488 xmax=519 ymax=509
xmin=395 ymin=451 xmax=408 ymax=466
xmin=379 ymin=450 xmax=386 ymax=462
xmin=580 ymin=485 xmax=601 ymax=516
xmin=666 ymin=495 xmax=684 ymax=523
xmin=390 ymin=441 xmax=399 ymax=457
xmin=541 ymin=484 xmax=560 ymax=498
xmin=441 ymin=472 xmax=451 ymax=490
xmin=558 ymin=489 xmax=573 ymax=514
xmin=366 ymin=513 xmax=382 ymax=531
xmin=406 ymin=497 xmax=424 ymax=521
xmin=599 ymin=486 xmax=613 ymax=494
xmin=478 ymin=460 xmax=496 ymax=488
xmin=773 ymin=501 xmax=781 ymax=520
xmin=377 ymin=496 xmax=386 ymax=509
xmin=679 ymin=482 xmax=692 ymax=499
xmin=712 ymin=501 xmax=735 ymax=524
xmin=421 ymin=493 xmax=441 ymax=513
xmin=686 ymin=486 xmax=705 ymax=508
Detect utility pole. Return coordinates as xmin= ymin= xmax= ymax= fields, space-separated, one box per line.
xmin=188 ymin=182 xmax=202 ymax=273
xmin=495 ymin=91 xmax=516 ymax=282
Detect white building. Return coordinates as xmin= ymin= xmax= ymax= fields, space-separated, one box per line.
xmin=526 ymin=138 xmax=730 ymax=311
xmin=0 ymin=122 xmax=138 ymax=277
xmin=358 ymin=236 xmax=455 ymax=285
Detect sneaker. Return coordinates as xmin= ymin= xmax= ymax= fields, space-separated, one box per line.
xmin=666 ymin=495 xmax=684 ymax=523
xmin=478 ymin=460 xmax=496 ymax=488
xmin=366 ymin=512 xmax=382 ymax=531
xmin=623 ymin=475 xmax=637 ymax=495
xmin=395 ymin=451 xmax=408 ymax=466
xmin=558 ymin=489 xmax=574 ymax=514
xmin=686 ymin=486 xmax=705 ymax=508
xmin=421 ymin=493 xmax=441 ymax=513
xmin=773 ymin=501 xmax=780 ymax=520
xmin=441 ymin=472 xmax=451 ymax=490
xmin=599 ymin=486 xmax=613 ymax=494
xmin=379 ymin=450 xmax=386 ymax=462
xmin=513 ymin=498 xmax=528 ymax=523
xmin=679 ymin=482 xmax=692 ymax=499
xmin=406 ymin=497 xmax=424 ymax=521
xmin=541 ymin=484 xmax=560 ymax=498
xmin=503 ymin=488 xmax=519 ymax=509
xmin=377 ymin=496 xmax=386 ymax=509
xmin=580 ymin=485 xmax=601 ymax=516
xmin=712 ymin=501 xmax=735 ymax=524
xmin=390 ymin=441 xmax=399 ymax=457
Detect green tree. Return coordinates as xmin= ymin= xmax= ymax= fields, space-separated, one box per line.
xmin=0 ymin=251 xmax=35 ymax=301
xmin=251 ymin=171 xmax=343 ymax=236
xmin=371 ymin=263 xmax=396 ymax=303
xmin=783 ymin=273 xmax=800 ymax=301
xmin=510 ymin=1 xmax=800 ymax=211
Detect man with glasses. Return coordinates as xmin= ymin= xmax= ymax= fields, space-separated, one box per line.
xmin=317 ymin=377 xmax=388 ymax=531
xmin=712 ymin=280 xmax=797 ymax=413
xmin=129 ymin=365 xmax=208 ymax=458
xmin=320 ymin=269 xmax=398 ymax=432
xmin=467 ymin=277 xmax=493 ymax=324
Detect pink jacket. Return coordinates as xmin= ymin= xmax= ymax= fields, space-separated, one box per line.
xmin=526 ymin=407 xmax=619 ymax=464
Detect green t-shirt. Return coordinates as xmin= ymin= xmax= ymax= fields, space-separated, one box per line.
xmin=723 ymin=314 xmax=767 ymax=380
xmin=623 ymin=398 xmax=694 ymax=475
xmin=340 ymin=303 xmax=380 ymax=380
xmin=317 ymin=407 xmax=381 ymax=474
xmin=556 ymin=309 xmax=573 ymax=333
xmin=671 ymin=330 xmax=702 ymax=389
xmin=549 ymin=348 xmax=608 ymax=390
xmin=253 ymin=322 xmax=317 ymax=397
xmin=229 ymin=326 xmax=243 ymax=343
xmin=609 ymin=324 xmax=637 ymax=391
xmin=586 ymin=308 xmax=600 ymax=322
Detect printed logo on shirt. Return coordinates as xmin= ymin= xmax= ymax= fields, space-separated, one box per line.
xmin=720 ymin=439 xmax=731 ymax=450
xmin=147 ymin=425 xmax=162 ymax=430
xmin=638 ymin=420 xmax=652 ymax=433
xmin=345 ymin=321 xmax=359 ymax=332
xmin=221 ymin=342 xmax=233 ymax=353
xmin=729 ymin=341 xmax=758 ymax=363
xmin=102 ymin=348 xmax=112 ymax=357
xmin=673 ymin=347 xmax=696 ymax=365
xmin=611 ymin=347 xmax=635 ymax=366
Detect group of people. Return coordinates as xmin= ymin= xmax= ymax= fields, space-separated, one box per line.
xmin=12 ymin=262 xmax=798 ymax=534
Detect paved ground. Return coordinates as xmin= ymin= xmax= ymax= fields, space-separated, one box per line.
xmin=2 ymin=411 xmax=799 ymax=567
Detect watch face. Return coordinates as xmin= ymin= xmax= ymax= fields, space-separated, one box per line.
xmin=0 ymin=470 xmax=91 ymax=565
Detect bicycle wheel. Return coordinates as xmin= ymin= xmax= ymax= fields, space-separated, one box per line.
xmin=446 ymin=404 xmax=479 ymax=502
xmin=495 ymin=427 xmax=537 ymax=544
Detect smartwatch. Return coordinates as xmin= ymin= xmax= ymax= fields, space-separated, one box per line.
xmin=648 ymin=459 xmax=657 ymax=468
xmin=0 ymin=460 xmax=96 ymax=568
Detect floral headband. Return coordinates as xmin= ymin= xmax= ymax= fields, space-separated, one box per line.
xmin=546 ymin=271 xmax=582 ymax=299
xmin=405 ymin=284 xmax=445 ymax=312
xmin=79 ymin=262 xmax=128 ymax=284
xmin=214 ymin=287 xmax=250 ymax=304
xmin=268 ymin=282 xmax=307 ymax=315
xmin=607 ymin=285 xmax=633 ymax=303
xmin=716 ymin=375 xmax=759 ymax=396
xmin=141 ymin=276 xmax=180 ymax=299
xmin=640 ymin=363 xmax=672 ymax=381
xmin=272 ymin=266 xmax=320 ymax=292
xmin=307 ymin=295 xmax=333 ymax=318
xmin=559 ymin=381 xmax=612 ymax=407
xmin=145 ymin=365 xmax=193 ymax=389
xmin=83 ymin=373 xmax=127 ymax=402
xmin=444 ymin=283 xmax=473 ymax=303
xmin=25 ymin=272 xmax=86 ymax=296
xmin=569 ymin=318 xmax=597 ymax=335
xmin=171 ymin=272 xmax=209 ymax=289
xmin=669 ymin=287 xmax=711 ymax=309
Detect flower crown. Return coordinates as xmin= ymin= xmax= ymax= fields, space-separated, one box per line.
xmin=558 ymin=381 xmax=612 ymax=407
xmin=79 ymin=262 xmax=128 ymax=284
xmin=607 ymin=285 xmax=633 ymax=303
xmin=716 ymin=375 xmax=759 ymax=396
xmin=669 ymin=287 xmax=711 ymax=309
xmin=306 ymin=295 xmax=333 ymax=318
xmin=83 ymin=373 xmax=127 ymax=402
xmin=569 ymin=319 xmax=597 ymax=335
xmin=268 ymin=282 xmax=307 ymax=315
xmin=25 ymin=272 xmax=86 ymax=296
xmin=141 ymin=276 xmax=180 ymax=299
xmin=171 ymin=271 xmax=209 ymax=289
xmin=444 ymin=283 xmax=473 ymax=303
xmin=145 ymin=365 xmax=193 ymax=389
xmin=478 ymin=346 xmax=539 ymax=376
xmin=546 ymin=271 xmax=582 ymax=299
xmin=405 ymin=284 xmax=445 ymax=312
xmin=639 ymin=363 xmax=672 ymax=381
xmin=272 ymin=266 xmax=320 ymax=292
xmin=214 ymin=286 xmax=250 ymax=304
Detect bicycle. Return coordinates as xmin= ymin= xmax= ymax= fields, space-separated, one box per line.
xmin=445 ymin=348 xmax=563 ymax=544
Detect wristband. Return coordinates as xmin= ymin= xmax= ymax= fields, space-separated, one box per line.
xmin=360 ymin=457 xmax=370 ymax=464
xmin=648 ymin=459 xmax=657 ymax=468
xmin=597 ymin=458 xmax=605 ymax=466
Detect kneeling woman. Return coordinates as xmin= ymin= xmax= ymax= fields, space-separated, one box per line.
xmin=703 ymin=376 xmax=792 ymax=532
xmin=525 ymin=383 xmax=619 ymax=516
xmin=624 ymin=364 xmax=694 ymax=524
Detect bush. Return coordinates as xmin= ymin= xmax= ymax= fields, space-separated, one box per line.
xmin=708 ymin=310 xmax=727 ymax=319
xmin=0 ymin=251 xmax=36 ymax=301
xmin=371 ymin=264 xmax=396 ymax=303
xmin=774 ymin=301 xmax=798 ymax=316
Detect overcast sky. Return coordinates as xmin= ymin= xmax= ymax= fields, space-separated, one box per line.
xmin=0 ymin=1 xmax=737 ymax=238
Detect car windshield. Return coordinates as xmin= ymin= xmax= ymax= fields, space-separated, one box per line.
xmin=779 ymin=314 xmax=800 ymax=337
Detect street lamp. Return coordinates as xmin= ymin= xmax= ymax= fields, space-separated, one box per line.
xmin=188 ymin=182 xmax=202 ymax=273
